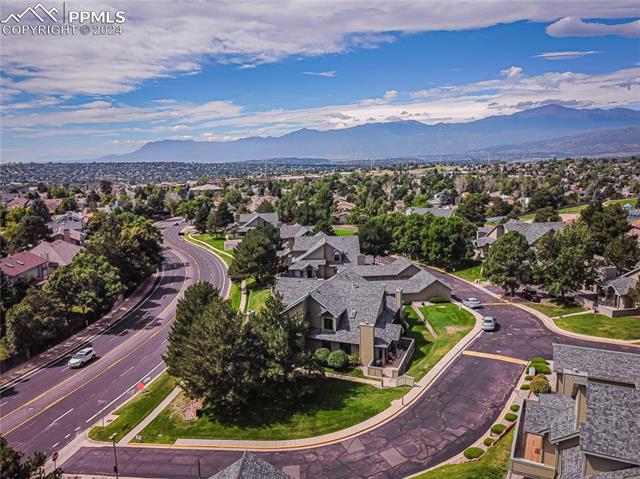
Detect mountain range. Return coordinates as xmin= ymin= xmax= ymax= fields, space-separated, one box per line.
xmin=95 ymin=105 xmax=640 ymax=163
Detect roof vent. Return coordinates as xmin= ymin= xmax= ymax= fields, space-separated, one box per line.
xmin=16 ymin=260 xmax=24 ymax=265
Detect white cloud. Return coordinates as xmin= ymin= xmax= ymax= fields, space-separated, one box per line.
xmin=1 ymin=1 xmax=639 ymax=97
xmin=383 ymin=89 xmax=398 ymax=100
xmin=302 ymin=71 xmax=337 ymax=77
xmin=547 ymin=17 xmax=640 ymax=38
xmin=501 ymin=66 xmax=524 ymax=78
xmin=534 ymin=50 xmax=601 ymax=60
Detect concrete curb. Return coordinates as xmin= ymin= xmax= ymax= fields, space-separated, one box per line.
xmin=120 ymin=386 xmax=183 ymax=445
xmin=182 ymin=232 xmax=232 ymax=300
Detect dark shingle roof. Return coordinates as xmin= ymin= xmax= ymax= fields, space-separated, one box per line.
xmin=279 ymin=224 xmax=312 ymax=239
xmin=523 ymin=394 xmax=575 ymax=435
xmin=406 ymin=207 xmax=455 ymax=217
xmin=580 ymin=382 xmax=640 ymax=466
xmin=601 ymin=276 xmax=637 ymax=297
xmin=552 ymin=344 xmax=640 ymax=387
xmin=208 ymin=452 xmax=290 ymax=479
xmin=503 ymin=219 xmax=565 ymax=245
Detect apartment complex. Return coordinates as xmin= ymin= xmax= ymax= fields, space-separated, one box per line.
xmin=509 ymin=344 xmax=640 ymax=479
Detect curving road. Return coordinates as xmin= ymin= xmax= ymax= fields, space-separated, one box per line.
xmin=61 ymin=267 xmax=639 ymax=479
xmin=0 ymin=219 xmax=229 ymax=457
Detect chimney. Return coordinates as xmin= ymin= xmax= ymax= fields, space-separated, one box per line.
xmin=395 ymin=287 xmax=404 ymax=309
xmin=356 ymin=253 xmax=365 ymax=266
xmin=63 ymin=228 xmax=71 ymax=243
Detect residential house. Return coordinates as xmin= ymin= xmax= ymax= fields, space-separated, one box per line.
xmin=279 ymin=224 xmax=313 ymax=251
xmin=279 ymin=234 xmax=363 ymax=279
xmin=48 ymin=212 xmax=85 ymax=245
xmin=208 ymin=452 xmax=291 ymax=479
xmin=230 ymin=212 xmax=280 ymax=236
xmin=405 ymin=207 xmax=455 ymax=218
xmin=582 ymin=266 xmax=639 ymax=318
xmin=474 ymin=220 xmax=565 ymax=260
xmin=29 ymin=239 xmax=82 ymax=269
xmin=190 ymin=183 xmax=224 ymax=196
xmin=42 ymin=198 xmax=62 ymax=214
xmin=0 ymin=251 xmax=49 ymax=285
xmin=6 ymin=197 xmax=31 ymax=210
xmin=509 ymin=344 xmax=640 ymax=479
xmin=334 ymin=200 xmax=356 ymax=224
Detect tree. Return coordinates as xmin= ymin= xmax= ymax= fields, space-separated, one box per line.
xmin=483 ymin=231 xmax=534 ymax=296
xmin=276 ymin=194 xmax=297 ymax=223
xmin=604 ymin=234 xmax=640 ymax=273
xmin=580 ymin=203 xmax=630 ymax=255
xmin=45 ymin=252 xmax=123 ymax=321
xmin=193 ymin=201 xmax=211 ymax=233
xmin=455 ymin=193 xmax=487 ymax=226
xmin=29 ymin=198 xmax=51 ymax=223
xmin=9 ymin=213 xmax=50 ymax=253
xmin=534 ymin=223 xmax=596 ymax=299
xmin=99 ymin=179 xmax=112 ymax=196
xmin=256 ymin=200 xmax=275 ymax=213
xmin=533 ymin=207 xmax=560 ymax=222
xmin=228 ymin=226 xmax=279 ymax=285
xmin=359 ymin=218 xmax=391 ymax=260
xmin=0 ymin=435 xmax=63 ymax=479
xmin=206 ymin=201 xmax=234 ymax=234
xmin=421 ymin=216 xmax=473 ymax=270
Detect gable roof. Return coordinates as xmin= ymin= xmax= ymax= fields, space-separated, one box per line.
xmin=291 ymin=235 xmax=360 ymax=263
xmin=406 ymin=207 xmax=455 ymax=217
xmin=502 ymin=219 xmax=565 ymax=245
xmin=552 ymin=343 xmax=640 ymax=387
xmin=0 ymin=251 xmax=47 ymax=278
xmin=279 ymin=223 xmax=312 ymax=240
xmin=29 ymin=240 xmax=83 ymax=267
xmin=208 ymin=452 xmax=290 ymax=479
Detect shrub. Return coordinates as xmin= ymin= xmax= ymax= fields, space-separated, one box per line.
xmin=483 ymin=437 xmax=494 ymax=447
xmin=530 ymin=374 xmax=551 ymax=395
xmin=527 ymin=363 xmax=551 ymax=375
xmin=491 ymin=424 xmax=506 ymax=435
xmin=504 ymin=413 xmax=518 ymax=422
xmin=524 ymin=375 xmax=533 ymax=381
xmin=348 ymin=353 xmax=360 ymax=367
xmin=520 ymin=384 xmax=530 ymax=390
xmin=314 ymin=348 xmax=330 ymax=365
xmin=327 ymin=350 xmax=348 ymax=369
xmin=510 ymin=404 xmax=520 ymax=412
xmin=428 ymin=296 xmax=450 ymax=303
xmin=530 ymin=357 xmax=549 ymax=365
xmin=463 ymin=447 xmax=484 ymax=459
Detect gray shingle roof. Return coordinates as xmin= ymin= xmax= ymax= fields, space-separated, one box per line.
xmin=523 ymin=394 xmax=575 ymax=435
xmin=349 ymin=257 xmax=415 ymax=278
xmin=291 ymin=235 xmax=361 ymax=265
xmin=552 ymin=344 xmax=640 ymax=387
xmin=601 ymin=276 xmax=637 ymax=297
xmin=580 ymin=382 xmax=640 ymax=466
xmin=208 ymin=452 xmax=290 ymax=479
xmin=502 ymin=219 xmax=565 ymax=245
xmin=406 ymin=207 xmax=455 ymax=217
xmin=279 ymin=224 xmax=312 ymax=239
xmin=237 ymin=213 xmax=280 ymax=228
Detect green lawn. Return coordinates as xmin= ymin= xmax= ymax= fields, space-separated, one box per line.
xmin=136 ymin=377 xmax=405 ymax=443
xmin=89 ymin=372 xmax=177 ymax=442
xmin=323 ymin=366 xmax=376 ymax=381
xmin=190 ymin=233 xmax=235 ymax=265
xmin=413 ymin=429 xmax=514 ymax=479
xmin=451 ymin=262 xmax=483 ymax=282
xmin=404 ymin=304 xmax=475 ymax=381
xmin=333 ymin=228 xmax=356 ymax=236
xmin=519 ymin=198 xmax=637 ymax=221
xmin=527 ymin=299 xmax=587 ymax=318
xmin=246 ymin=287 xmax=271 ymax=312
xmin=229 ymin=283 xmax=242 ymax=311
xmin=555 ymin=313 xmax=640 ymax=340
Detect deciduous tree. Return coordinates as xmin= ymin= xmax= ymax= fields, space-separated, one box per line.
xmin=483 ymin=231 xmax=534 ymax=296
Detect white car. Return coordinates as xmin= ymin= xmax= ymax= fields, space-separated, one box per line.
xmin=68 ymin=347 xmax=96 ymax=368
xmin=482 ymin=316 xmax=497 ymax=331
xmin=463 ymin=297 xmax=481 ymax=309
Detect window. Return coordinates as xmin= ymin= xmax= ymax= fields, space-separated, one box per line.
xmin=323 ymin=317 xmax=333 ymax=330
xmin=333 ymin=250 xmax=342 ymax=263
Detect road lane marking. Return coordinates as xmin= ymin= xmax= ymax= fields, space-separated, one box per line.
xmin=119 ymin=366 xmax=134 ymax=377
xmin=51 ymin=408 xmax=74 ymax=425
xmin=462 ymin=350 xmax=528 ymax=365
xmin=0 ymin=264 xmax=167 ymax=394
xmin=64 ymin=434 xmax=70 ymax=438
xmin=51 ymin=442 xmax=59 ymax=449
xmin=2 ymin=231 xmax=208 ymax=436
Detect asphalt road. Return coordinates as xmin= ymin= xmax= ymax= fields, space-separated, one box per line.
xmin=61 ymin=266 xmax=640 ymax=479
xmin=0 ymin=219 xmax=229 ymax=457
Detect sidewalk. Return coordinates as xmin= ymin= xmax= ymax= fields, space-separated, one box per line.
xmin=0 ymin=269 xmax=161 ymax=388
xmin=118 ymin=303 xmax=482 ymax=451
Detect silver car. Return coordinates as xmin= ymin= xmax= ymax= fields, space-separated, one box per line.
xmin=463 ymin=297 xmax=481 ymax=309
xmin=68 ymin=347 xmax=96 ymax=368
xmin=482 ymin=316 xmax=497 ymax=331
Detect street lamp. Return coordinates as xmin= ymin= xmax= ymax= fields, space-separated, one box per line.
xmin=110 ymin=432 xmax=119 ymax=479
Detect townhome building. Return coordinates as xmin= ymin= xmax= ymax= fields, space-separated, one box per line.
xmin=474 ymin=220 xmax=565 ymax=259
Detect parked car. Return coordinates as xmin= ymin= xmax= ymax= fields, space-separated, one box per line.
xmin=482 ymin=316 xmax=497 ymax=331
xmin=522 ymin=288 xmax=541 ymax=302
xmin=68 ymin=347 xmax=96 ymax=368
xmin=463 ymin=297 xmax=481 ymax=309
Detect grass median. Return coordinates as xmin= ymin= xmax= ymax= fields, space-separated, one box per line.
xmin=404 ymin=303 xmax=475 ymax=381
xmin=555 ymin=313 xmax=640 ymax=340
xmin=135 ymin=377 xmax=404 ymax=443
xmin=89 ymin=372 xmax=177 ymax=442
xmin=527 ymin=299 xmax=586 ymax=318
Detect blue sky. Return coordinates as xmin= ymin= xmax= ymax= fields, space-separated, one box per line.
xmin=1 ymin=1 xmax=639 ymax=162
